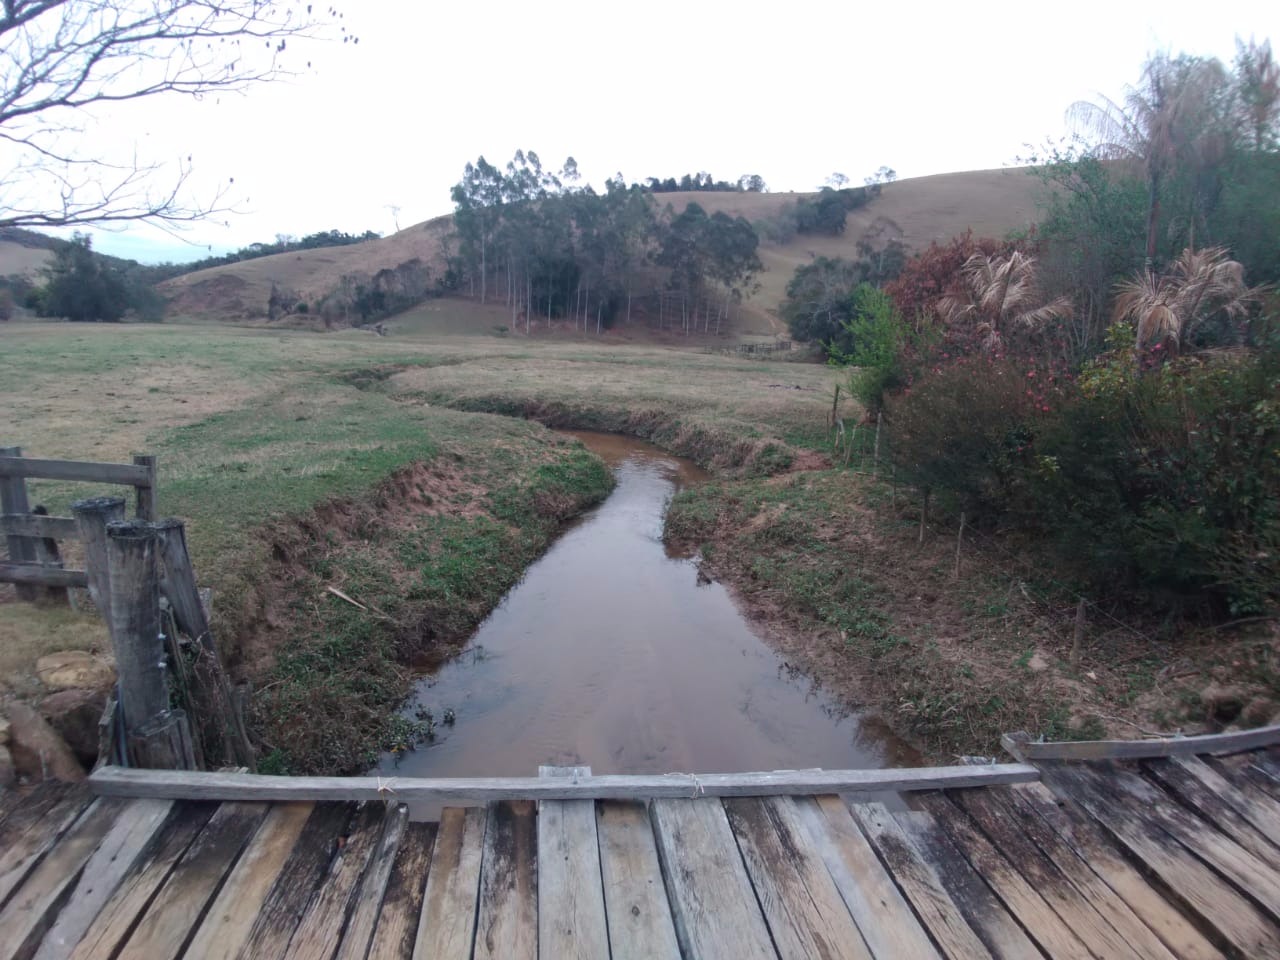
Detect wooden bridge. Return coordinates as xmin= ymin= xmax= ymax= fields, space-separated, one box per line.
xmin=3 ymin=729 xmax=1280 ymax=959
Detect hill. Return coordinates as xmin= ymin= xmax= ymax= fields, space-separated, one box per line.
xmin=160 ymin=168 xmax=1043 ymax=333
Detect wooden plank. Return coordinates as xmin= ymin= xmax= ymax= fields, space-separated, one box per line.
xmin=596 ymin=801 xmax=681 ymax=960
xmin=131 ymin=456 xmax=157 ymax=520
xmin=283 ymin=802 xmax=388 ymax=960
xmin=473 ymin=800 xmax=537 ymax=960
xmin=234 ymin=803 xmax=354 ymax=960
xmin=849 ymin=803 xmax=994 ymax=958
xmin=1 ymin=514 xmax=79 ymax=540
xmin=0 ymin=782 xmax=93 ymax=909
xmin=367 ymin=822 xmax=436 ymax=960
xmin=0 ymin=456 xmax=152 ymax=487
xmin=724 ymin=795 xmax=873 ymax=960
xmin=412 ymin=806 xmax=486 ymax=960
xmin=1007 ymin=781 xmax=1224 ymax=960
xmin=949 ymin=787 xmax=1178 ymax=959
xmin=536 ymin=766 xmax=608 ymax=960
xmin=0 ymin=563 xmax=88 ymax=588
xmin=336 ymin=805 xmax=410 ymax=960
xmin=32 ymin=799 xmax=173 ymax=960
xmin=182 ymin=802 xmax=314 ymax=960
xmin=1167 ymin=755 xmax=1280 ymax=846
xmin=1004 ymin=724 xmax=1280 ymax=761
xmin=89 ymin=762 xmax=1040 ymax=802
xmin=651 ymin=797 xmax=776 ymax=960
xmin=114 ymin=801 xmax=268 ymax=960
xmin=801 ymin=796 xmax=939 ymax=960
xmin=0 ymin=799 xmax=125 ymax=960
xmin=1041 ymin=761 xmax=1280 ymax=958
xmin=67 ymin=801 xmax=218 ymax=960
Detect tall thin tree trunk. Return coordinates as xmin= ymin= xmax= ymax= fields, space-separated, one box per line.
xmin=596 ymin=302 xmax=602 ymax=336
xmin=480 ymin=233 xmax=486 ymax=304
xmin=626 ymin=288 xmax=632 ymax=325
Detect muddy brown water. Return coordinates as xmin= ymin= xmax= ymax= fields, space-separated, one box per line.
xmin=376 ymin=431 xmax=913 ymax=817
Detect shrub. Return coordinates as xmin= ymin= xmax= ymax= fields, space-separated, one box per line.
xmin=828 ymin=284 xmax=914 ymax=412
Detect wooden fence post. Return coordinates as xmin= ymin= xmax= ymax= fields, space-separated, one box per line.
xmin=30 ymin=505 xmax=68 ymax=605
xmin=873 ymin=411 xmax=883 ymax=466
xmin=918 ymin=488 xmax=930 ymax=544
xmin=72 ymin=495 xmax=127 ymax=614
xmin=105 ymin=518 xmax=194 ymax=769
xmin=954 ymin=512 xmax=966 ymax=578
xmin=132 ymin=454 xmax=157 ymax=521
xmin=155 ymin=518 xmax=256 ymax=770
xmin=0 ymin=446 xmax=37 ymax=601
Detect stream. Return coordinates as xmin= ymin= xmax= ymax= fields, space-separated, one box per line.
xmin=376 ymin=431 xmax=912 ymax=815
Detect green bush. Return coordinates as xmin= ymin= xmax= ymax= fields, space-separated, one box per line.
xmin=828 ymin=284 xmax=914 ymax=412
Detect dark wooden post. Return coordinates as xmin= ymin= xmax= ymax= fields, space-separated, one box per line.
xmin=155 ymin=518 xmax=256 ymax=770
xmin=0 ymin=446 xmax=37 ymax=601
xmin=105 ymin=519 xmax=194 ymax=769
xmin=72 ymin=495 xmax=127 ymax=614
xmin=30 ymin=505 xmax=68 ymax=605
xmin=132 ymin=454 xmax=157 ymax=521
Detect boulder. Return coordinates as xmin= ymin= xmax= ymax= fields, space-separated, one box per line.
xmin=39 ymin=688 xmax=106 ymax=768
xmin=36 ymin=651 xmax=115 ymax=692
xmin=7 ymin=701 xmax=86 ymax=782
xmin=0 ymin=745 xmax=13 ymax=789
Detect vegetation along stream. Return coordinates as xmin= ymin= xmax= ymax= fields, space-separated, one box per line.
xmin=375 ymin=431 xmax=912 ymax=813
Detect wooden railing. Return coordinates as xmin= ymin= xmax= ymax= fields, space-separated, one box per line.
xmin=0 ymin=445 xmax=156 ymax=600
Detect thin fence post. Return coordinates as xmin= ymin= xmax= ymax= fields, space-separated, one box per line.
xmin=874 ymin=412 xmax=883 ymax=466
xmin=132 ymin=454 xmax=157 ymax=521
xmin=0 ymin=446 xmax=37 ymax=601
xmin=1071 ymin=597 xmax=1088 ymax=667
xmin=829 ymin=384 xmax=840 ymax=431
xmin=105 ymin=518 xmax=194 ymax=769
xmin=918 ymin=488 xmax=930 ymax=544
xmin=72 ymin=495 xmax=127 ymax=615
xmin=954 ymin=511 xmax=966 ymax=578
xmin=30 ymin=505 xmax=68 ymax=605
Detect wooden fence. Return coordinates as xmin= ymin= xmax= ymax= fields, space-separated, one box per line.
xmin=0 ymin=445 xmax=156 ymax=600
xmin=0 ymin=446 xmax=254 ymax=772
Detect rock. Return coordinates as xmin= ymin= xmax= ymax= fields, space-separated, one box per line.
xmin=39 ymin=688 xmax=106 ymax=768
xmin=1242 ymin=696 xmax=1280 ymax=727
xmin=0 ymin=715 xmax=9 ymax=745
xmin=0 ymin=745 xmax=13 ymax=788
xmin=7 ymin=701 xmax=85 ymax=782
xmin=1026 ymin=652 xmax=1050 ymax=673
xmin=36 ymin=651 xmax=115 ymax=692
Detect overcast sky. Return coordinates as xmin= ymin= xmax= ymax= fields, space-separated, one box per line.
xmin=54 ymin=0 xmax=1278 ymax=263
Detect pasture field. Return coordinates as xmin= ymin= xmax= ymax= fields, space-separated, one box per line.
xmin=3 ymin=313 xmax=1270 ymax=772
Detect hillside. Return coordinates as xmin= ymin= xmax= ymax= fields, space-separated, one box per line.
xmin=158 ymin=168 xmax=1043 ymax=332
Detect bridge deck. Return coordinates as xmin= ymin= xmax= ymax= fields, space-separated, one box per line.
xmin=3 ymin=747 xmax=1280 ymax=958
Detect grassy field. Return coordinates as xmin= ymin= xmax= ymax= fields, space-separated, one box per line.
xmin=5 ymin=313 xmax=1269 ymax=773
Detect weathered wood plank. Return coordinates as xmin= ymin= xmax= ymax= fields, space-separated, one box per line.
xmin=412 ymin=806 xmax=485 ymax=960
xmin=182 ymin=802 xmax=314 ymax=960
xmin=724 ymin=795 xmax=873 ymax=960
xmin=1004 ymin=724 xmax=1280 ymax=761
xmin=234 ymin=803 xmax=353 ymax=960
xmin=536 ymin=766 xmax=608 ymax=960
xmin=66 ymin=801 xmax=217 ymax=960
xmin=1 ymin=514 xmax=79 ymax=540
xmin=90 ymin=762 xmax=1039 ymax=802
xmin=0 ymin=563 xmax=88 ymax=588
xmin=651 ymin=797 xmax=776 ymax=960
xmin=283 ymin=802 xmax=387 ymax=960
xmin=473 ymin=800 xmax=537 ymax=960
xmin=849 ymin=803 xmax=994 ymax=959
xmin=801 ymin=796 xmax=939 ymax=960
xmin=0 ymin=782 xmax=92 ymax=909
xmin=0 ymin=456 xmax=152 ymax=487
xmin=367 ymin=822 xmax=436 ymax=960
xmin=32 ymin=798 xmax=173 ymax=960
xmin=596 ymin=801 xmax=681 ymax=960
xmin=114 ymin=801 xmax=268 ymax=960
xmin=131 ymin=456 xmax=157 ymax=520
xmin=0 ymin=799 xmax=125 ymax=960
xmin=948 ymin=787 xmax=1175 ymax=959
xmin=0 ymin=446 xmax=37 ymax=600
xmin=1169 ymin=755 xmax=1280 ymax=844
xmin=1041 ymin=761 xmax=1280 ymax=958
xmin=336 ymin=804 xmax=410 ymax=960
xmin=1007 ymin=781 xmax=1225 ymax=960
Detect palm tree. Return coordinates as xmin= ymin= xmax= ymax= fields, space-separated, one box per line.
xmin=1069 ymin=55 xmax=1231 ymax=264
xmin=1112 ymin=246 xmax=1257 ymax=352
xmin=938 ymin=251 xmax=1072 ymax=352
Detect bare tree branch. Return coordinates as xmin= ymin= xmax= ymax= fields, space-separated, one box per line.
xmin=0 ymin=0 xmax=352 ymax=229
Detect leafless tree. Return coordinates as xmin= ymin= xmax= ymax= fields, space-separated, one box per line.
xmin=0 ymin=1 xmax=353 ymax=229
